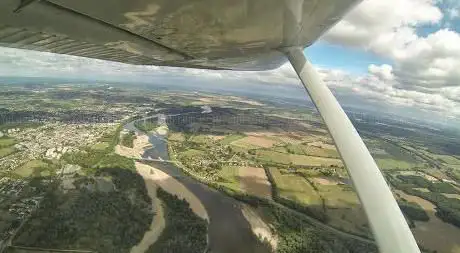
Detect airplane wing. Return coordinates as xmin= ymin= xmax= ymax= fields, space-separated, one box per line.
xmin=0 ymin=0 xmax=356 ymax=70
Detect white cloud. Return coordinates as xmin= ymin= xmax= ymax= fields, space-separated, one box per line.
xmin=321 ymin=0 xmax=460 ymax=89
xmin=1 ymin=0 xmax=460 ymax=117
xmin=308 ymin=0 xmax=460 ymax=115
xmin=324 ymin=0 xmax=443 ymax=50
xmin=317 ymin=66 xmax=460 ymax=115
xmin=368 ymin=64 xmax=394 ymax=81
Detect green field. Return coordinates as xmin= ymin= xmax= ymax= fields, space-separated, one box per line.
xmin=315 ymin=184 xmax=360 ymax=207
xmin=285 ymin=144 xmax=304 ymax=155
xmin=91 ymin=142 xmax=110 ymax=151
xmin=0 ymin=137 xmax=16 ymax=148
xmin=290 ymin=154 xmax=342 ymax=167
xmin=168 ymin=132 xmax=185 ymax=142
xmin=220 ymin=134 xmax=245 ymax=145
xmin=282 ymin=143 xmax=339 ymax=158
xmin=217 ymin=166 xmax=240 ymax=192
xmin=302 ymin=145 xmax=340 ymax=158
xmin=268 ymin=167 xmax=322 ymax=207
xmin=312 ymin=183 xmax=371 ymax=236
xmin=15 ymin=160 xmax=49 ymax=177
xmin=189 ymin=135 xmax=210 ymax=144
xmin=429 ymin=153 xmax=460 ymax=165
xmin=230 ymin=138 xmax=262 ymax=150
xmin=181 ymin=149 xmax=205 ymax=158
xmin=256 ymin=150 xmax=291 ymax=164
xmin=228 ymin=145 xmax=251 ymax=154
xmin=0 ymin=147 xmax=15 ymax=158
xmin=256 ymin=150 xmax=342 ymax=167
xmin=366 ymin=139 xmax=422 ymax=168
xmin=272 ymin=146 xmax=288 ymax=153
xmin=376 ymin=158 xmax=417 ymax=170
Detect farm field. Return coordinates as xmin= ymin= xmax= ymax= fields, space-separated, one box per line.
xmin=0 ymin=137 xmax=16 ymax=147
xmin=314 ymin=183 xmax=371 ymax=237
xmin=0 ymin=137 xmax=17 ymax=159
xmin=268 ymin=167 xmax=323 ymax=211
xmin=255 ymin=150 xmax=342 ymax=167
xmin=164 ymin=104 xmax=460 ymax=253
xmin=231 ymin=136 xmax=278 ymax=148
xmin=239 ymin=166 xmax=272 ymax=199
xmin=217 ymin=166 xmax=272 ymax=199
xmin=218 ymin=166 xmax=241 ymax=193
xmin=396 ymin=190 xmax=460 ymax=253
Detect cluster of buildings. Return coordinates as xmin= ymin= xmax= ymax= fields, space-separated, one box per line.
xmin=0 ymin=178 xmax=26 ymax=197
xmin=0 ymin=177 xmax=43 ymax=242
xmin=0 ymin=123 xmax=117 ymax=172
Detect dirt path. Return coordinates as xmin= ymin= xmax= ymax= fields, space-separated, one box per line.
xmin=397 ymin=190 xmax=460 ymax=253
xmin=136 ymin=162 xmax=209 ymax=221
xmin=130 ymin=168 xmax=165 ymax=253
xmin=239 ymin=166 xmax=272 ymax=199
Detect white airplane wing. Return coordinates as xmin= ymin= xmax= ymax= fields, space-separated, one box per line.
xmin=0 ymin=0 xmax=356 ymax=70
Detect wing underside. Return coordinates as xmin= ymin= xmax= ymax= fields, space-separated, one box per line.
xmin=0 ymin=0 xmax=357 ymax=70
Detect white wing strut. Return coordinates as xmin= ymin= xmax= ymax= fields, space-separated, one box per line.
xmin=285 ymin=47 xmax=420 ymax=253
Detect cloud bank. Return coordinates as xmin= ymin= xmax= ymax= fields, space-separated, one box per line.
xmin=0 ymin=0 xmax=459 ymax=117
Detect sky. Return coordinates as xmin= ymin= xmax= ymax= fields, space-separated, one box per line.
xmin=1 ymin=0 xmax=460 ymax=121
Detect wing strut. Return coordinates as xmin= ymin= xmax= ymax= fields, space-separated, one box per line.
xmin=285 ymin=47 xmax=420 ymax=253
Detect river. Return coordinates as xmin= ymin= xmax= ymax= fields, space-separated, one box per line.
xmin=124 ymin=116 xmax=271 ymax=253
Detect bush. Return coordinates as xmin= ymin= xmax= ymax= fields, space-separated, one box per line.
xmin=121 ymin=131 xmax=136 ymax=148
xmin=398 ymin=201 xmax=430 ymax=222
xmin=428 ymin=182 xmax=459 ymax=194
xmin=96 ymin=153 xmax=135 ymax=171
xmin=134 ymin=120 xmax=158 ymax=133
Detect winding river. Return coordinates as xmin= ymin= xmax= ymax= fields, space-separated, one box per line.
xmin=125 ymin=115 xmax=271 ymax=253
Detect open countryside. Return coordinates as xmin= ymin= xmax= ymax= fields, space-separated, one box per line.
xmin=0 ymin=82 xmax=459 ymax=253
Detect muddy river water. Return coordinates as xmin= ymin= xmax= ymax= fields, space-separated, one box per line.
xmin=125 ymin=116 xmax=271 ymax=253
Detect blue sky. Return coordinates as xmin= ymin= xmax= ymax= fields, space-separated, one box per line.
xmin=306 ymin=42 xmax=390 ymax=74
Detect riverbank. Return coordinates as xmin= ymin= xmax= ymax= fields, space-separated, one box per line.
xmin=115 ymin=133 xmax=151 ymax=159
xmin=136 ymin=162 xmax=209 ymax=221
xmin=240 ymin=203 xmax=278 ymax=250
xmin=130 ymin=175 xmax=165 ymax=253
xmin=144 ymin=161 xmax=271 ymax=253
